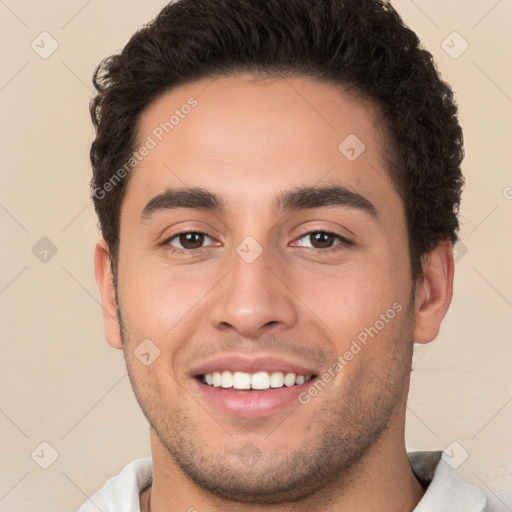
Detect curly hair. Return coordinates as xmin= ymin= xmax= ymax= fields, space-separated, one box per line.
xmin=90 ymin=0 xmax=464 ymax=280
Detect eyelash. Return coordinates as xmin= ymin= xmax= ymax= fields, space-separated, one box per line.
xmin=162 ymin=229 xmax=352 ymax=256
xmin=293 ymin=229 xmax=352 ymax=254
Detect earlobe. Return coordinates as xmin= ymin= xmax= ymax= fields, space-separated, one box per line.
xmin=94 ymin=238 xmax=123 ymax=349
xmin=413 ymin=240 xmax=454 ymax=344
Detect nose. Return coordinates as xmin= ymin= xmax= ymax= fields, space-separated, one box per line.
xmin=208 ymin=246 xmax=298 ymax=338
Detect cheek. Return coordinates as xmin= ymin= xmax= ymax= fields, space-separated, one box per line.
xmin=292 ymin=253 xmax=410 ymax=342
xmin=117 ymin=258 xmax=217 ymax=342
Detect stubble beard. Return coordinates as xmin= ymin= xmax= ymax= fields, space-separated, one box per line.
xmin=117 ymin=302 xmax=414 ymax=505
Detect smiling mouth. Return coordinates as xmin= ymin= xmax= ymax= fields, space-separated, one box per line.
xmin=199 ymin=370 xmax=315 ymax=391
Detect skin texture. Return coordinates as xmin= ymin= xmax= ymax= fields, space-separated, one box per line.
xmin=95 ymin=74 xmax=454 ymax=511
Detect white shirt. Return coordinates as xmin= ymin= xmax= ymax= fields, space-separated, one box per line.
xmin=76 ymin=451 xmax=491 ymax=511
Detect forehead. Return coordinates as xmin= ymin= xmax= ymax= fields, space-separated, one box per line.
xmin=122 ymin=73 xmax=400 ymax=220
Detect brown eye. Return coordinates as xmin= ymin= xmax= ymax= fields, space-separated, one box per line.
xmin=294 ymin=231 xmax=348 ymax=251
xmin=309 ymin=232 xmax=336 ymax=249
xmin=166 ymin=231 xmax=215 ymax=251
xmin=178 ymin=232 xmax=205 ymax=249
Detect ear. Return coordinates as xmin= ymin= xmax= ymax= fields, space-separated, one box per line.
xmin=413 ymin=239 xmax=454 ymax=344
xmin=94 ymin=238 xmax=123 ymax=349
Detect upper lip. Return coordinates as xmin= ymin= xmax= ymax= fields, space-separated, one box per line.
xmin=189 ymin=354 xmax=319 ymax=377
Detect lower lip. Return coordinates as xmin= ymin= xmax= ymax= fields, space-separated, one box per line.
xmin=192 ymin=378 xmax=316 ymax=418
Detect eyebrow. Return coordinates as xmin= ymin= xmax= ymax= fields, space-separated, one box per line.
xmin=276 ymin=186 xmax=377 ymax=217
xmin=140 ymin=185 xmax=377 ymax=221
xmin=141 ymin=188 xmax=224 ymax=220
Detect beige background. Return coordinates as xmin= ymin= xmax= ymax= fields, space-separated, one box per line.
xmin=0 ymin=1 xmax=511 ymax=510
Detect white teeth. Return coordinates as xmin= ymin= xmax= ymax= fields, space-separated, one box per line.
xmin=284 ymin=373 xmax=296 ymax=387
xmin=233 ymin=371 xmax=251 ymax=389
xmin=221 ymin=371 xmax=233 ymax=388
xmin=270 ymin=371 xmax=284 ymax=388
xmin=212 ymin=371 xmax=222 ymax=387
xmin=202 ymin=370 xmax=313 ymax=390
xmin=251 ymin=371 xmax=270 ymax=390
xmin=295 ymin=375 xmax=305 ymax=385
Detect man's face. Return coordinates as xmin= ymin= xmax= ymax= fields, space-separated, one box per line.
xmin=112 ymin=74 xmax=418 ymax=502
